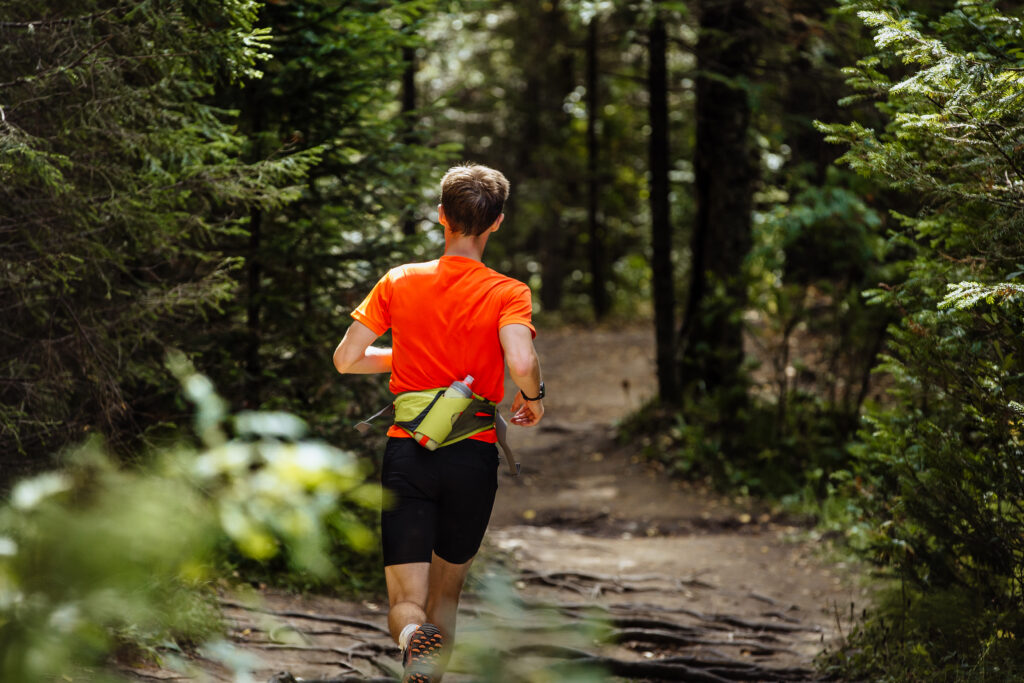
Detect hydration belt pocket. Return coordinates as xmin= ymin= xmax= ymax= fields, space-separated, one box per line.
xmin=355 ymin=389 xmax=518 ymax=476
xmin=393 ymin=388 xmax=496 ymax=450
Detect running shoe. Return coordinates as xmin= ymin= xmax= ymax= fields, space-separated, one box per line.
xmin=401 ymin=622 xmax=445 ymax=683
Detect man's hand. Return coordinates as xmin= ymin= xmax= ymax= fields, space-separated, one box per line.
xmin=499 ymin=323 xmax=544 ymax=427
xmin=510 ymin=392 xmax=544 ymax=426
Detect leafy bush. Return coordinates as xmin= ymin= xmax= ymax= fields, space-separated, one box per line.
xmin=852 ymin=290 xmax=1024 ymax=595
xmin=817 ymin=0 xmax=1024 ymax=677
xmin=622 ymin=389 xmax=857 ymax=499
xmin=455 ymin=565 xmax=608 ymax=683
xmin=0 ymin=1 xmax=316 ymax=470
xmin=0 ymin=356 xmax=378 ymax=681
xmin=822 ymin=585 xmax=1024 ymax=682
xmin=626 ymin=168 xmax=891 ymax=499
xmin=826 ymin=287 xmax=1024 ymax=679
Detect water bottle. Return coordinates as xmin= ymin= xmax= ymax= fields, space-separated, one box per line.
xmin=413 ymin=375 xmax=475 ymax=450
xmin=444 ymin=375 xmax=474 ymax=399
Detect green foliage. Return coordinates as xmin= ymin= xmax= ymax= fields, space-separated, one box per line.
xmin=621 ymin=4 xmax=895 ymax=499
xmin=421 ymin=2 xmax=667 ymax=317
xmin=0 ymin=1 xmax=314 ymax=472
xmin=820 ymin=0 xmax=1024 ymax=677
xmin=820 ymin=0 xmax=1024 ymax=256
xmin=849 ymin=292 xmax=1024 ymax=593
xmin=940 ymin=280 xmax=1024 ymax=310
xmin=622 ymin=388 xmax=856 ymax=499
xmin=455 ymin=565 xmax=608 ymax=682
xmin=0 ymin=447 xmax=224 ymax=682
xmin=821 ymin=585 xmax=1024 ymax=682
xmin=198 ymin=0 xmax=453 ymax=453
xmin=171 ymin=352 xmax=379 ymax=575
xmin=0 ymin=359 xmax=378 ymax=681
xmin=631 ymin=167 xmax=893 ymax=498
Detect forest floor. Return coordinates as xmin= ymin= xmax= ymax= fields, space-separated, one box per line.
xmin=124 ymin=325 xmax=869 ymax=682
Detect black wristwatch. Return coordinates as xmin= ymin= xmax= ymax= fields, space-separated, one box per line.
xmin=521 ymin=381 xmax=545 ymax=401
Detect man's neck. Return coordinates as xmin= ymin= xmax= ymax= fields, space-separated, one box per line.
xmin=443 ymin=235 xmax=488 ymax=262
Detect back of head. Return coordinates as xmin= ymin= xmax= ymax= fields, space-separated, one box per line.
xmin=440 ymin=164 xmax=510 ymax=236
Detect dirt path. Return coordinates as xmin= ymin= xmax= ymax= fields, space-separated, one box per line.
xmin=128 ymin=325 xmax=865 ymax=682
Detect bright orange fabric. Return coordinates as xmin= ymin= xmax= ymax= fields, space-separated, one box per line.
xmin=351 ymin=255 xmax=535 ymax=441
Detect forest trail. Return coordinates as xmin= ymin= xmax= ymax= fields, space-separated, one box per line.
xmin=128 ymin=326 xmax=866 ymax=682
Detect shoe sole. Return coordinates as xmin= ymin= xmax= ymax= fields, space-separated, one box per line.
xmin=402 ymin=623 xmax=444 ymax=683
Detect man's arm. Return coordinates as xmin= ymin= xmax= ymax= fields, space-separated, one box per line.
xmin=498 ymin=323 xmax=544 ymax=427
xmin=333 ymin=321 xmax=392 ymax=374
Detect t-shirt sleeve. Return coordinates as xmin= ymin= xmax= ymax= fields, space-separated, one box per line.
xmin=350 ymin=270 xmax=393 ymax=336
xmin=498 ymin=281 xmax=536 ymax=338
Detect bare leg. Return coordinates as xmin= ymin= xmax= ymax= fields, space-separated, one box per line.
xmin=425 ymin=552 xmax=475 ymax=677
xmin=385 ymin=562 xmax=431 ymax=643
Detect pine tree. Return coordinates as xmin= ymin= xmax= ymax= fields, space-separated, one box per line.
xmin=0 ymin=1 xmax=314 ymax=478
xmin=821 ymin=0 xmax=1024 ymax=675
xmin=202 ymin=0 xmax=447 ymax=427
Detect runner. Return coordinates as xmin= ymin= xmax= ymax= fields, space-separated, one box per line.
xmin=332 ymin=163 xmax=545 ymax=682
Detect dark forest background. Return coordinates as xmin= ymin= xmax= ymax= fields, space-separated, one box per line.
xmin=2 ymin=0 xmax=1024 ymax=680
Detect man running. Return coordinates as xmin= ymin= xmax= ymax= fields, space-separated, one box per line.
xmin=332 ymin=163 xmax=545 ymax=682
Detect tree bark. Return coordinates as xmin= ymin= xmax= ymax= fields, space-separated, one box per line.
xmin=246 ymin=206 xmax=262 ymax=405
xmin=537 ymin=2 xmax=574 ymax=314
xmin=586 ymin=18 xmax=610 ymax=320
xmin=678 ymin=0 xmax=758 ymax=401
xmin=400 ymin=44 xmax=417 ymax=236
xmin=649 ymin=10 xmax=679 ymax=403
xmin=245 ymin=93 xmax=265 ymax=405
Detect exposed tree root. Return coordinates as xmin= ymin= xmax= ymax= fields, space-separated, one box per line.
xmin=247 ymin=642 xmax=398 ymax=658
xmin=517 ymin=568 xmax=715 ymax=595
xmin=494 ymin=597 xmax=821 ymax=636
xmin=267 ymin=673 xmax=393 ymax=683
xmin=615 ymin=630 xmax=796 ymax=656
xmin=509 ymin=643 xmax=817 ymax=682
xmin=216 ymin=565 xmax=825 ymax=682
xmin=231 ymin=625 xmax=378 ymax=644
xmin=220 ymin=599 xmax=392 ymax=637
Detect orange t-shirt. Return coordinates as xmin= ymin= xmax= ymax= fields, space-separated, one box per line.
xmin=351 ymin=255 xmax=535 ymax=442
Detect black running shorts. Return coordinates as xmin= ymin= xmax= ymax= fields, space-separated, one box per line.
xmin=380 ymin=436 xmax=499 ymax=566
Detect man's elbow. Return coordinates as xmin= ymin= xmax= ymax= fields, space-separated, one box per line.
xmin=507 ymin=352 xmax=536 ymax=379
xmin=333 ymin=349 xmax=352 ymax=374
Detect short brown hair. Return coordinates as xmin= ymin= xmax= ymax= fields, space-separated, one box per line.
xmin=440 ymin=164 xmax=510 ymax=236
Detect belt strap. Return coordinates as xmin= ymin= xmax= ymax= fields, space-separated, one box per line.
xmin=495 ymin=412 xmax=520 ymax=476
xmin=355 ymin=394 xmax=520 ymax=476
xmin=355 ymin=402 xmax=395 ymax=434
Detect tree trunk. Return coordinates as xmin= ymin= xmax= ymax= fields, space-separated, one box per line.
xmin=400 ymin=44 xmax=417 ymax=236
xmin=539 ymin=211 xmax=567 ymax=312
xmin=782 ymin=1 xmax=845 ymax=185
xmin=649 ymin=10 xmax=679 ymax=403
xmin=587 ymin=18 xmax=610 ymax=320
xmin=245 ymin=97 xmax=265 ymax=406
xmin=678 ymin=0 xmax=757 ymax=401
xmin=246 ymin=206 xmax=262 ymax=405
xmin=512 ymin=0 xmax=576 ymax=313
xmin=538 ymin=3 xmax=575 ymax=314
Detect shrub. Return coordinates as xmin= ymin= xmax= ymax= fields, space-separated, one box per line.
xmin=818 ymin=0 xmax=1024 ymax=676
xmin=0 ymin=356 xmax=378 ymax=681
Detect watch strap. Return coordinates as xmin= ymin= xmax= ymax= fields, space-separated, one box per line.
xmin=520 ymin=381 xmax=545 ymax=401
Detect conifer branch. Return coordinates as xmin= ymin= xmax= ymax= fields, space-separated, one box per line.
xmin=0 ymin=35 xmax=113 ymax=90
xmin=0 ymin=10 xmax=117 ymax=29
